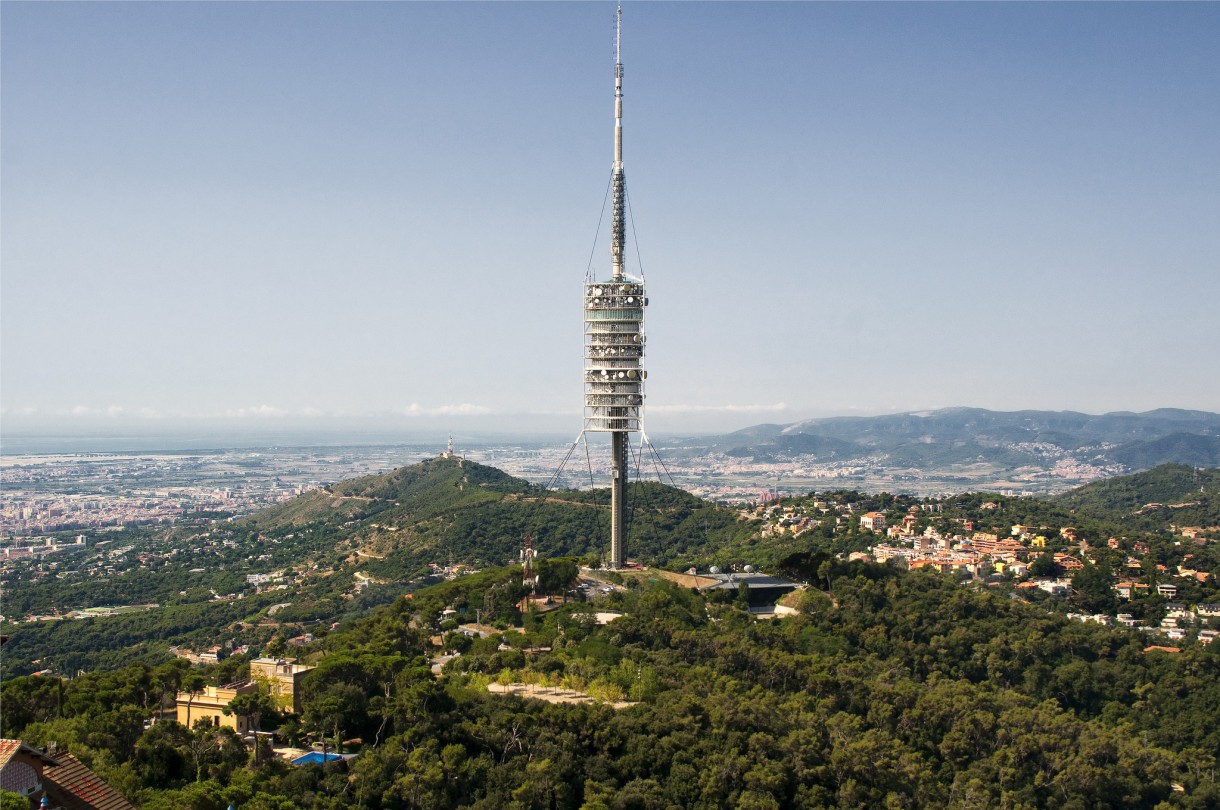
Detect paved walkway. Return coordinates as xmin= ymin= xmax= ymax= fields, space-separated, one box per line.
xmin=271 ymin=745 xmax=310 ymax=762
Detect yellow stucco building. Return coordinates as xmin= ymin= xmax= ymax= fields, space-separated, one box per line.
xmin=249 ymin=657 xmax=314 ymax=714
xmin=175 ymin=682 xmax=258 ymax=733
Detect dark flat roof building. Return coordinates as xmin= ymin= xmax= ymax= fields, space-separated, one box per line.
xmin=698 ymin=573 xmax=798 ymax=607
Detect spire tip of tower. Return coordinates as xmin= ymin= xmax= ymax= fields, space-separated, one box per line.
xmin=616 ymin=4 xmax=622 ymax=65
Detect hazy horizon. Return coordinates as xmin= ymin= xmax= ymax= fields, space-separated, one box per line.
xmin=4 ymin=403 xmax=1218 ymax=458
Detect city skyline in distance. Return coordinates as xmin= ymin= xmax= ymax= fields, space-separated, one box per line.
xmin=3 ymin=2 xmax=1218 ymax=438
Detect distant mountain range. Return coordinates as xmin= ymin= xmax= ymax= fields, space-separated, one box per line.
xmin=668 ymin=407 xmax=1220 ymax=472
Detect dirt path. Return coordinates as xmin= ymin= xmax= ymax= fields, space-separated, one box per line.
xmin=487 ymin=682 xmax=636 ymax=710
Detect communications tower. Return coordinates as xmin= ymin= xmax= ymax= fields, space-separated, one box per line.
xmin=583 ymin=5 xmax=646 ymax=569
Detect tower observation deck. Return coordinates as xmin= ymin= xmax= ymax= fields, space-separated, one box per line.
xmin=583 ymin=5 xmax=645 ymax=570
xmin=583 ymin=282 xmax=645 ymax=434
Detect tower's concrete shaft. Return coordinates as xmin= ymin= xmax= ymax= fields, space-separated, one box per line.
xmin=610 ymin=432 xmax=628 ymax=568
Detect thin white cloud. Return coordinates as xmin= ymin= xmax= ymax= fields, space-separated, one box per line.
xmin=11 ymin=404 xmax=500 ymax=421
xmin=223 ymin=404 xmax=288 ymax=418
xmin=650 ymin=402 xmax=789 ymax=414
xmin=435 ymin=403 xmax=492 ymax=416
xmin=402 ymin=403 xmax=493 ymax=417
xmin=55 ymin=405 xmax=158 ymax=418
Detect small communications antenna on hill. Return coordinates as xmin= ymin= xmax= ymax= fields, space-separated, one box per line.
xmin=521 ymin=534 xmax=537 ymax=593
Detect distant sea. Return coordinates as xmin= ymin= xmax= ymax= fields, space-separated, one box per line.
xmin=0 ymin=430 xmax=570 ymax=456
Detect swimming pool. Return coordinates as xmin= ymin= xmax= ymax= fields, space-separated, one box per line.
xmin=291 ymin=752 xmax=342 ymax=765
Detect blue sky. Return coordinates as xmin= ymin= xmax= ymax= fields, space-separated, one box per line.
xmin=3 ymin=1 xmax=1218 ymax=437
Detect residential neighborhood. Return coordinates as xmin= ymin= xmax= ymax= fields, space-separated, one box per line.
xmin=743 ymin=488 xmax=1220 ymax=646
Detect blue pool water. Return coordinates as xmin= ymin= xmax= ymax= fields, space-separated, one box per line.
xmin=292 ymin=752 xmax=342 ymax=765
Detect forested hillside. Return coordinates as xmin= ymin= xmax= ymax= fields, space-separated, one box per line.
xmin=6 ymin=459 xmax=1220 ymax=680
xmin=4 ymin=565 xmax=1219 ymax=808
xmin=244 ymin=457 xmax=530 ymax=530
xmin=242 ymin=456 xmax=755 ymax=575
xmin=0 ymin=458 xmax=756 ymax=677
xmin=1053 ymin=463 xmax=1220 ymax=531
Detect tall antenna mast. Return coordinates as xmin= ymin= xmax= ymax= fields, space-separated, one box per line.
xmin=611 ymin=3 xmax=626 ymax=281
xmin=582 ymin=3 xmax=646 ymax=569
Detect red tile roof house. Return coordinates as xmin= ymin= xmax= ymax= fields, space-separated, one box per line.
xmin=859 ymin=512 xmax=887 ymax=531
xmin=0 ymin=739 xmax=133 ymax=810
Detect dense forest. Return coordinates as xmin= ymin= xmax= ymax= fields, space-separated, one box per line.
xmin=4 ymin=563 xmax=1219 ymax=808
xmin=1052 ymin=463 xmax=1220 ymax=531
